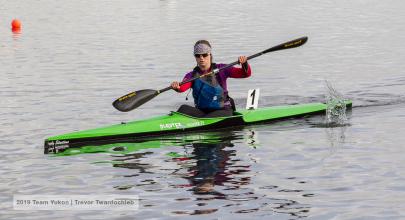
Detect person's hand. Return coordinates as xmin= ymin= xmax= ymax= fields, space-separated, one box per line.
xmin=171 ymin=81 xmax=180 ymax=90
xmin=238 ymin=56 xmax=247 ymax=64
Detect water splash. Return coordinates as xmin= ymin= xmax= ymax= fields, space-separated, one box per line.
xmin=325 ymin=81 xmax=348 ymax=125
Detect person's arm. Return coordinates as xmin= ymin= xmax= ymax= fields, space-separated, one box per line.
xmin=228 ymin=56 xmax=252 ymax=78
xmin=171 ymin=72 xmax=193 ymax=92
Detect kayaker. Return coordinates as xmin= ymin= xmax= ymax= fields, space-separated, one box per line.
xmin=171 ymin=40 xmax=252 ymax=118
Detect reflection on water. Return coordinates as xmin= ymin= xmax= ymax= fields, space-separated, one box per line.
xmin=54 ymin=130 xmax=311 ymax=218
xmin=187 ymin=140 xmax=237 ymax=195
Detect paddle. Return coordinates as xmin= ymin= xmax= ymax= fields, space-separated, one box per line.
xmin=113 ymin=36 xmax=308 ymax=112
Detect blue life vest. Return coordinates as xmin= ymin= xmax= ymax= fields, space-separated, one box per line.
xmin=192 ymin=64 xmax=225 ymax=110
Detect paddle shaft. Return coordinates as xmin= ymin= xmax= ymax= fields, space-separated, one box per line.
xmin=157 ymin=36 xmax=308 ymax=94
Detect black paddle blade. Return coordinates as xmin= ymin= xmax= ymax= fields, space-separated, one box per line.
xmin=263 ymin=36 xmax=308 ymax=54
xmin=112 ymin=89 xmax=158 ymax=112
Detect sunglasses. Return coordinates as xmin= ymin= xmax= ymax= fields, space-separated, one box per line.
xmin=194 ymin=53 xmax=209 ymax=58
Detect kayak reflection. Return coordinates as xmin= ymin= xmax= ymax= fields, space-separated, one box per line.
xmin=53 ymin=131 xmax=241 ymax=157
xmin=53 ymin=130 xmax=249 ymax=195
xmin=53 ymin=129 xmax=311 ymax=217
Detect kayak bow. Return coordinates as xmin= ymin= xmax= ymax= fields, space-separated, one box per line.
xmin=44 ymin=101 xmax=352 ymax=154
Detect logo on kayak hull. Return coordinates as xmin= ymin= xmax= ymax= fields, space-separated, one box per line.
xmin=159 ymin=121 xmax=205 ymax=130
xmin=45 ymin=140 xmax=70 ymax=153
xmin=160 ymin=123 xmax=183 ymax=130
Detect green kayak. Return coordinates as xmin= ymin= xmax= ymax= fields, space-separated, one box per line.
xmin=44 ymin=101 xmax=352 ymax=154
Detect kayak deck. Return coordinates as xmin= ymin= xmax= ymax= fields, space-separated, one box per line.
xmin=44 ymin=101 xmax=352 ymax=154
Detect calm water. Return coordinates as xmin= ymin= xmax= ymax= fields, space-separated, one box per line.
xmin=1 ymin=0 xmax=405 ymax=219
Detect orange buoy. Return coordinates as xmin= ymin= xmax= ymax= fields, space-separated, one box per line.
xmin=11 ymin=19 xmax=22 ymax=31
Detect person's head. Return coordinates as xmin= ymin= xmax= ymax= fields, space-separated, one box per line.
xmin=194 ymin=40 xmax=212 ymax=70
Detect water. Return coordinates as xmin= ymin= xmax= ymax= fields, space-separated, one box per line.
xmin=1 ymin=0 xmax=405 ymax=219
